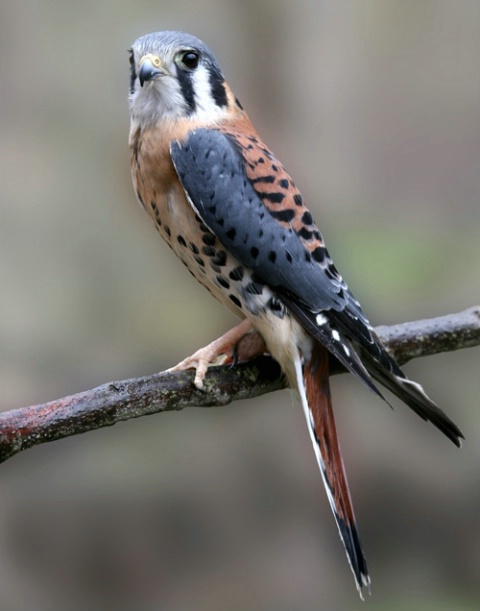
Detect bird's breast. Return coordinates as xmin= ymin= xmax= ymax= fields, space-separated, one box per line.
xmin=129 ymin=120 xmax=313 ymax=375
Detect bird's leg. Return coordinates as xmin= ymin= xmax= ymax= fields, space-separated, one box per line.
xmin=167 ymin=319 xmax=267 ymax=389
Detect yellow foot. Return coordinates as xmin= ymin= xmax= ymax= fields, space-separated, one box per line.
xmin=166 ymin=319 xmax=266 ymax=389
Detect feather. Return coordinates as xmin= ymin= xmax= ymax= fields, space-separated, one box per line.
xmin=295 ymin=342 xmax=370 ymax=597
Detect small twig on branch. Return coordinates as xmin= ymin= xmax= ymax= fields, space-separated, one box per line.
xmin=0 ymin=306 xmax=478 ymax=465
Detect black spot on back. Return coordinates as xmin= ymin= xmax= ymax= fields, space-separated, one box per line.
xmin=312 ymin=246 xmax=325 ymax=263
xmin=257 ymin=191 xmax=285 ymax=204
xmin=293 ymin=194 xmax=303 ymax=207
xmin=302 ymin=211 xmax=313 ymax=225
xmin=298 ymin=227 xmax=313 ymax=240
xmin=251 ymin=175 xmax=275 ymax=184
xmin=269 ymin=208 xmax=295 ymax=223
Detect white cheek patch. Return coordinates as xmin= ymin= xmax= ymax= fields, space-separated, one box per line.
xmin=191 ymin=66 xmax=230 ymax=123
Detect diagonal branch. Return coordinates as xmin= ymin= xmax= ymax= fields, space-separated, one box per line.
xmin=0 ymin=306 xmax=478 ymax=465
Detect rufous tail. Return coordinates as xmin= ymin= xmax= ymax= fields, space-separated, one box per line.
xmin=295 ymin=341 xmax=370 ymax=597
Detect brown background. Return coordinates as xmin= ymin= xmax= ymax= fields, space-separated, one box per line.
xmin=0 ymin=1 xmax=479 ymax=609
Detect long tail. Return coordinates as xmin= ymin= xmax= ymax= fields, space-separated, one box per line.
xmin=295 ymin=341 xmax=370 ymax=598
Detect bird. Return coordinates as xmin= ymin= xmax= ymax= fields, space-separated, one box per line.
xmin=127 ymin=30 xmax=463 ymax=596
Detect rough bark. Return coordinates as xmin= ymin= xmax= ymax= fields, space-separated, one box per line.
xmin=0 ymin=306 xmax=478 ymax=465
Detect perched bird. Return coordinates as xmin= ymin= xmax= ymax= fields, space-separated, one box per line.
xmin=128 ymin=31 xmax=463 ymax=596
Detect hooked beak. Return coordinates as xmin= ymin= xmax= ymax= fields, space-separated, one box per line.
xmin=138 ymin=54 xmax=168 ymax=86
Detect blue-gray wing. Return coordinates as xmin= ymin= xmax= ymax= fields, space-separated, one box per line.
xmin=170 ymin=128 xmax=346 ymax=312
xmin=170 ymin=128 xmax=463 ymax=447
xmin=171 ymin=128 xmax=391 ymax=396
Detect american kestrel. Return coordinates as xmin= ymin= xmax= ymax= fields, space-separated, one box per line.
xmin=128 ymin=31 xmax=463 ymax=596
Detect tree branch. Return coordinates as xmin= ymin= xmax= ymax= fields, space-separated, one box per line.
xmin=0 ymin=306 xmax=478 ymax=465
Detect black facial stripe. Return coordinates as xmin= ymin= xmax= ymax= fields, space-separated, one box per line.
xmin=175 ymin=65 xmax=196 ymax=114
xmin=208 ymin=64 xmax=228 ymax=108
xmin=129 ymin=52 xmax=136 ymax=95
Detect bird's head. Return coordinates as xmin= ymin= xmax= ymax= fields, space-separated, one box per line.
xmin=128 ymin=31 xmax=234 ymax=128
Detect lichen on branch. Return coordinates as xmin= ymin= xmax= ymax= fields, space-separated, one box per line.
xmin=0 ymin=306 xmax=478 ymax=465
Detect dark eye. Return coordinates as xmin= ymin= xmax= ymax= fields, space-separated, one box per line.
xmin=181 ymin=50 xmax=199 ymax=70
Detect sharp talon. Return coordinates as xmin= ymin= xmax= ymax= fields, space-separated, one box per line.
xmin=194 ymin=376 xmax=204 ymax=390
xmin=166 ymin=320 xmax=256 ymax=389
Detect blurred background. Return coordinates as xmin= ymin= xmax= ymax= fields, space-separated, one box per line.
xmin=0 ymin=1 xmax=479 ymax=609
